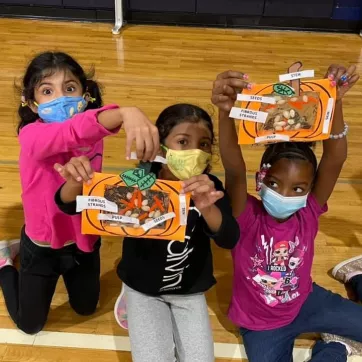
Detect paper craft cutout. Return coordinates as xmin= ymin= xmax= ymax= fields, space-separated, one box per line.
xmin=234 ymin=62 xmax=336 ymax=145
xmin=80 ymin=172 xmax=190 ymax=241
xmin=273 ymin=83 xmax=295 ymax=96
xmin=121 ymin=168 xmax=157 ymax=191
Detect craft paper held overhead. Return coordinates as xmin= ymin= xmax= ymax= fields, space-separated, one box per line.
xmin=79 ymin=172 xmax=190 ymax=241
xmin=236 ymin=79 xmax=336 ymax=145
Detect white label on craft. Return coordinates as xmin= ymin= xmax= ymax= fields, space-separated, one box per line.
xmin=255 ymin=134 xmax=290 ymax=144
xmin=142 ymin=212 xmax=176 ymax=231
xmin=229 ymin=107 xmax=268 ymax=123
xmin=130 ymin=152 xmax=167 ymax=164
xmin=237 ymin=94 xmax=276 ymax=105
xmin=76 ymin=196 xmax=118 ymax=213
xmin=97 ymin=213 xmax=139 ymax=225
xmin=279 ymin=70 xmax=315 ymax=82
xmin=322 ymin=98 xmax=335 ymax=134
xmin=179 ymin=194 xmax=187 ymax=226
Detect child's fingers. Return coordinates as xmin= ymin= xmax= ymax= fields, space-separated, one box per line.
xmin=64 ymin=163 xmax=83 ymax=182
xmin=347 ymin=73 xmax=360 ymax=87
xmin=346 ymin=65 xmax=357 ymax=77
xmin=340 ymin=65 xmax=357 ymax=86
xmin=181 ymin=175 xmax=210 ymax=192
xmin=213 ymin=79 xmax=250 ymax=93
xmin=336 ymin=66 xmax=347 ymax=84
xmin=216 ymin=95 xmax=231 ymax=103
xmin=70 ymin=159 xmax=93 ymax=182
xmin=191 ymin=184 xmax=214 ymax=195
xmin=141 ymin=129 xmax=154 ymax=162
xmin=210 ymin=191 xmax=224 ymax=203
xmin=125 ymin=130 xmax=135 ymax=161
xmin=78 ymin=157 xmax=94 ymax=179
xmin=217 ymin=70 xmax=248 ymax=81
xmin=54 ymin=163 xmax=64 ymax=173
xmin=326 ymin=65 xmax=339 ymax=81
xmin=150 ymin=126 xmax=160 ymax=161
xmin=134 ymin=128 xmax=146 ymax=161
xmin=54 ymin=163 xmax=68 ymax=180
xmin=183 ymin=181 xmax=214 ymax=194
xmin=225 ymin=78 xmax=251 ymax=90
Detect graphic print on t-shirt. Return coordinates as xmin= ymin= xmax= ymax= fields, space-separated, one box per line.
xmin=250 ymin=235 xmax=306 ymax=307
xmin=159 ymin=206 xmax=201 ymax=292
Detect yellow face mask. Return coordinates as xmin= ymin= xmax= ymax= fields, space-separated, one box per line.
xmin=162 ymin=145 xmax=211 ymax=181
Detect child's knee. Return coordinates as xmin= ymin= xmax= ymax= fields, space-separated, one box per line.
xmin=17 ymin=320 xmax=45 ymax=335
xmin=70 ymin=299 xmax=98 ymax=316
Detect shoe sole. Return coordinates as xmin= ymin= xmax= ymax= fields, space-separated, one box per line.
xmin=332 ymin=254 xmax=362 ymax=279
xmin=114 ymin=284 xmax=128 ymax=330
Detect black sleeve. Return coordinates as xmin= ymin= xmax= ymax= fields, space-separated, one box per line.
xmin=54 ymin=184 xmax=79 ymax=216
xmin=203 ymin=175 xmax=240 ymax=250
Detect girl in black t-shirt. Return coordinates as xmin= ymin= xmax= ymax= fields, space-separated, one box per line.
xmin=54 ymin=104 xmax=240 ymax=362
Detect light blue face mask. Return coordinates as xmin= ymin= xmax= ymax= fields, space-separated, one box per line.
xmin=258 ymin=183 xmax=308 ymax=220
xmin=37 ymin=96 xmax=88 ymax=124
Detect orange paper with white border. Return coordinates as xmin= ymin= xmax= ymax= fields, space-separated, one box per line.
xmin=81 ymin=172 xmax=190 ymax=241
xmin=237 ymin=79 xmax=336 ymax=145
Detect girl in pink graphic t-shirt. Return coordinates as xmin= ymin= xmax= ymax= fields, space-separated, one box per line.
xmin=0 ymin=51 xmax=159 ymax=335
xmin=213 ymin=64 xmax=362 ymax=361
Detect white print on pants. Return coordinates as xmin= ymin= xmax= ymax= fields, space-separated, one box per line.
xmin=124 ymin=284 xmax=215 ymax=362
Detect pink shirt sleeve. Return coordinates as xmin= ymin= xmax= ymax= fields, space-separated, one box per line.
xmin=19 ymin=104 xmax=120 ymax=161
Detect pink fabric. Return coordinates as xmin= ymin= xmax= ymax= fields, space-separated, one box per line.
xmin=228 ymin=193 xmax=327 ymax=331
xmin=19 ymin=105 xmax=119 ymax=252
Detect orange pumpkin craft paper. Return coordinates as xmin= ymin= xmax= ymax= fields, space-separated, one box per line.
xmin=232 ymin=62 xmax=337 ymax=145
xmin=77 ymin=171 xmax=190 ymax=241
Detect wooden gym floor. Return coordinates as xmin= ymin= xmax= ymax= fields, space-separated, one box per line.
xmin=0 ymin=17 xmax=362 ymax=361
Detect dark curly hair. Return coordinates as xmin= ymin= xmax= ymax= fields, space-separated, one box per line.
xmin=17 ymin=51 xmax=103 ymax=134
xmin=261 ymin=142 xmax=318 ymax=175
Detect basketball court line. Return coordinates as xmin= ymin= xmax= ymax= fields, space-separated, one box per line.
xmin=0 ymin=328 xmax=360 ymax=361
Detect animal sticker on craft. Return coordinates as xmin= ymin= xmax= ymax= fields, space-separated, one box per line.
xmin=77 ymin=172 xmax=190 ymax=241
xmin=232 ymin=61 xmax=337 ymax=144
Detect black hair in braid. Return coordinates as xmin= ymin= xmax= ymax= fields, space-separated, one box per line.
xmin=260 ymin=142 xmax=318 ymax=175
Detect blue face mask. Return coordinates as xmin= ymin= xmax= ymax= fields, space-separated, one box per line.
xmin=37 ymin=96 xmax=88 ymax=124
xmin=258 ymin=184 xmax=308 ymax=220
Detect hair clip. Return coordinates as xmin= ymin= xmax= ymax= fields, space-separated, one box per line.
xmin=84 ymin=92 xmax=96 ymax=103
xmin=256 ymin=163 xmax=271 ymax=192
xmin=21 ymin=95 xmax=28 ymax=107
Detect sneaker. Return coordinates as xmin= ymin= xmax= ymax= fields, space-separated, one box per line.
xmin=322 ymin=334 xmax=362 ymax=356
xmin=332 ymin=255 xmax=362 ymax=283
xmin=114 ymin=284 xmax=128 ymax=330
xmin=0 ymin=239 xmax=20 ymax=268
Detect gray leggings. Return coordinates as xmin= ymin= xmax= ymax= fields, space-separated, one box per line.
xmin=124 ymin=284 xmax=215 ymax=362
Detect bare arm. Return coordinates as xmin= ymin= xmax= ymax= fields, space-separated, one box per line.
xmin=60 ymin=181 xmax=83 ymax=204
xmin=219 ymin=110 xmax=248 ymax=217
xmin=312 ymin=65 xmax=359 ymax=206
xmin=211 ymin=71 xmax=251 ymax=217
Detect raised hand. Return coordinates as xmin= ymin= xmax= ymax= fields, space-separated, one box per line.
xmin=121 ymin=107 xmax=160 ymax=162
xmin=181 ymin=175 xmax=224 ymax=211
xmin=54 ymin=156 xmax=94 ymax=185
xmin=326 ymin=64 xmax=359 ymax=100
xmin=211 ymin=70 xmax=252 ymax=112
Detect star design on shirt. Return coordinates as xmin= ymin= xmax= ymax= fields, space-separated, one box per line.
xmin=250 ymin=254 xmax=264 ymax=268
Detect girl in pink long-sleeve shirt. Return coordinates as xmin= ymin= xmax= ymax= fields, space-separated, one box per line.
xmin=0 ymin=51 xmax=159 ymax=334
